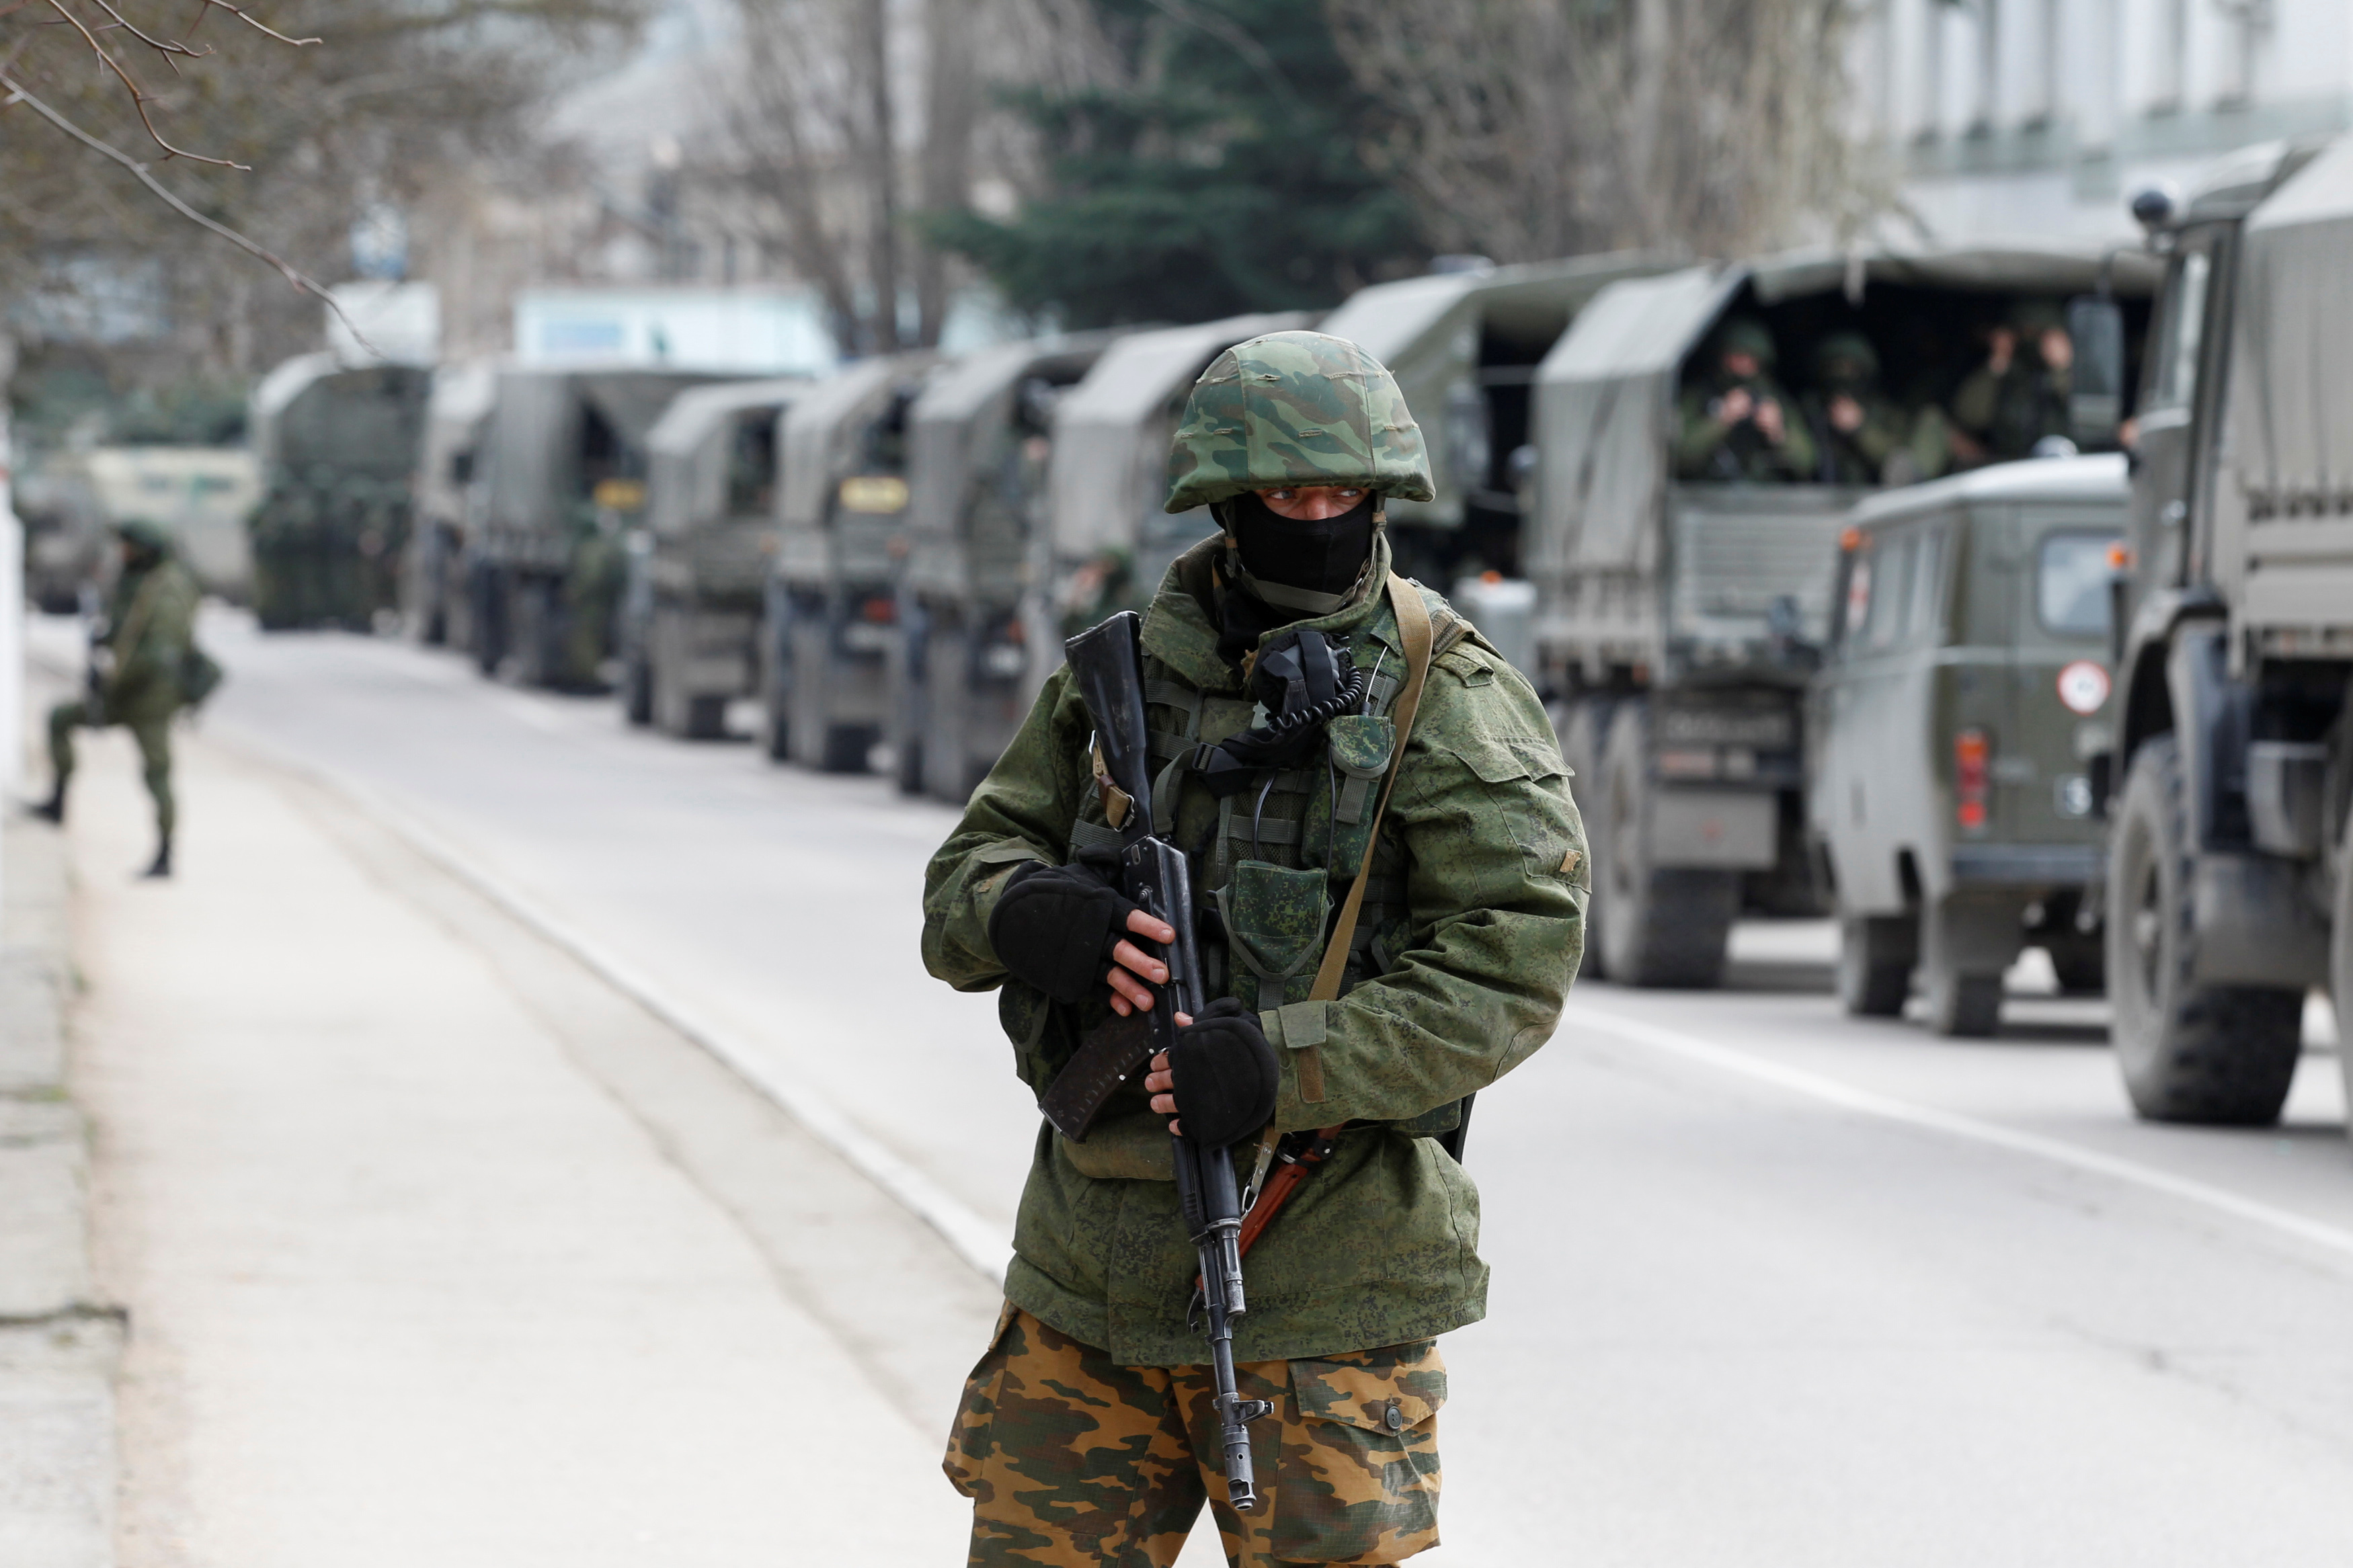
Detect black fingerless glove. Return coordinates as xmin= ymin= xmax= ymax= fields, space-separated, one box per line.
xmin=986 ymin=860 xmax=1142 ymax=1005
xmin=1168 ymin=997 xmax=1280 ymax=1149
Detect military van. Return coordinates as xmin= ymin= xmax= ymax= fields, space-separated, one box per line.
xmin=1315 ymin=253 xmax=1671 ymax=593
xmin=248 ymin=354 xmax=430 ymax=628
xmin=2095 ymin=134 xmax=2353 ymax=1132
xmin=403 ymin=362 xmax=496 ymax=648
xmin=1529 ymin=246 xmax=2157 ymax=988
xmin=1810 ymin=455 xmax=2124 ymax=1035
xmin=81 ymin=446 xmax=262 ymax=601
xmin=468 ymin=367 xmax=729 ymax=689
xmin=623 ymin=378 xmax=807 ymax=738
xmin=765 ymin=354 xmax=936 ymax=770
xmin=893 ymin=334 xmax=1120 ymax=801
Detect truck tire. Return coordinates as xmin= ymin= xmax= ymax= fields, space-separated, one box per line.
xmin=1837 ymin=913 xmax=1915 ymax=1017
xmin=2106 ymin=735 xmax=2303 ymax=1124
xmin=1923 ymin=968 xmax=2002 ymax=1037
xmin=1558 ymin=700 xmax=1612 ymax=981
xmin=623 ymin=655 xmax=653 ymax=726
xmin=1595 ymin=702 xmax=1737 ymax=988
xmin=820 ymin=724 xmax=876 ymax=774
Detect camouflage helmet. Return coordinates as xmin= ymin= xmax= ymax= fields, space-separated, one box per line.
xmin=113 ymin=518 xmax=173 ymax=554
xmin=1712 ymin=317 xmax=1778 ymax=368
xmin=1163 ymin=331 xmax=1433 ymax=513
xmin=2008 ymin=298 xmax=2069 ymax=336
xmin=1812 ymin=331 xmax=1880 ymax=384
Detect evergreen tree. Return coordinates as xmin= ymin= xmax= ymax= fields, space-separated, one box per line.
xmin=931 ymin=0 xmax=1421 ymax=327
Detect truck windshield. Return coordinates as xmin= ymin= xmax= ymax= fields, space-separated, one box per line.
xmin=2038 ymin=532 xmax=2118 ymax=636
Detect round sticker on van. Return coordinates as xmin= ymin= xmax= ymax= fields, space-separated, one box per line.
xmin=2057 ymin=660 xmax=2110 ymax=715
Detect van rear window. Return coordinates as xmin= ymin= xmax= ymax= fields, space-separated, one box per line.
xmin=2038 ymin=533 xmax=2118 ymax=637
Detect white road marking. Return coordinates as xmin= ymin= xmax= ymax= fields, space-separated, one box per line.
xmin=1565 ymin=1002 xmax=2353 ymax=1266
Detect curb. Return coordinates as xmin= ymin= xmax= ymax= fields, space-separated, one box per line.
xmin=0 ymin=815 xmax=121 ymax=1568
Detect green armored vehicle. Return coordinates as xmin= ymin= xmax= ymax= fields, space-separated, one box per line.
xmin=1529 ymin=247 xmax=2157 ymax=988
xmin=764 ymin=354 xmax=936 ymax=770
xmin=1810 ymin=455 xmax=2124 ymax=1034
xmin=247 ymin=354 xmax=430 ymax=630
xmin=468 ymin=367 xmax=727 ymax=689
xmin=623 ymin=378 xmax=806 ymax=737
xmin=893 ymin=335 xmax=1118 ymax=800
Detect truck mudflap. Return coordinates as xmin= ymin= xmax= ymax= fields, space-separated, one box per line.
xmin=2188 ymin=852 xmax=2331 ymax=990
xmin=1951 ymin=845 xmax=2104 ymax=885
xmin=1650 ymin=787 xmax=1778 ymax=870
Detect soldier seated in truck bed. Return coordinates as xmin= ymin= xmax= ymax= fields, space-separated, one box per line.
xmin=1673 ymin=318 xmax=1817 ymax=481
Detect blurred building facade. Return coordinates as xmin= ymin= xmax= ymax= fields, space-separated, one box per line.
xmin=1853 ymin=0 xmax=2353 ymax=241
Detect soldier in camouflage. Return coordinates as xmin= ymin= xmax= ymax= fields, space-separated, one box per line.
xmin=923 ymin=331 xmax=1587 ymax=1565
xmin=31 ymin=518 xmax=212 ymax=877
xmin=1673 ymin=317 xmax=1817 ymax=482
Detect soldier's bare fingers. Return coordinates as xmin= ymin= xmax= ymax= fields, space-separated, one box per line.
xmin=1123 ymin=908 xmax=1176 ymax=946
xmin=1109 ymin=940 xmax=1168 ymax=984
xmin=1107 ymin=967 xmax=1155 ymax=1012
xmin=1144 ymin=1067 xmax=1174 ymax=1094
xmin=1150 ymin=1092 xmax=1176 ymax=1115
xmin=1110 ymin=993 xmax=1131 ymax=1017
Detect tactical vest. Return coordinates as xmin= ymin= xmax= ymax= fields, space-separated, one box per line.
xmin=1061 ymin=591 xmax=1464 ymax=1016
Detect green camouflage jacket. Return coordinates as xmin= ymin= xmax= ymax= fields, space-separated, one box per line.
xmin=104 ymin=557 xmax=200 ymax=724
xmin=922 ymin=531 xmax=1587 ymax=1365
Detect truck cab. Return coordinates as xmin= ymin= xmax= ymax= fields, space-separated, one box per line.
xmin=1812 ymin=456 xmax=2124 ymax=1034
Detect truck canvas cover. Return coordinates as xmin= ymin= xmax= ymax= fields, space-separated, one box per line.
xmin=2217 ymin=135 xmax=2353 ymax=641
xmin=647 ymin=377 xmax=805 ymax=538
xmin=1046 ymin=312 xmax=1312 ymax=566
xmin=1318 ymin=252 xmax=1671 ymax=528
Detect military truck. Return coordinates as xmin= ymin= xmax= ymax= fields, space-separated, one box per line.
xmin=1529 ymin=247 xmax=2157 ymax=987
xmin=1041 ymin=312 xmax=1313 ymax=653
xmin=467 ymin=367 xmax=727 ymax=689
xmin=1315 ymin=253 xmax=1671 ymax=595
xmin=403 ymin=362 xmax=496 ymax=648
xmin=892 ymin=334 xmax=1121 ymax=801
xmin=248 ymin=354 xmax=430 ymax=628
xmin=764 ymin=354 xmax=935 ymax=770
xmin=623 ymin=377 xmax=805 ymax=737
xmin=1810 ymin=455 xmax=2124 ymax=1035
xmin=2095 ymin=136 xmax=2353 ymax=1130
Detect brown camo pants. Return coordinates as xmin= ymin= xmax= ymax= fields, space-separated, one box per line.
xmin=946 ymin=1305 xmax=1445 ymax=1567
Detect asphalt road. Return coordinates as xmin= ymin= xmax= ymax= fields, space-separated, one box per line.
xmin=105 ymin=612 xmax=2353 ymax=1563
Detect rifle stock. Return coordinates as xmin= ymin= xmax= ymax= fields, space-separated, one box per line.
xmin=1062 ymin=610 xmax=1272 ymax=1515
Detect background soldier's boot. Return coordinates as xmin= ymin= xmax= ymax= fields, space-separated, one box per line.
xmin=142 ymin=837 xmax=172 ymax=880
xmin=27 ymin=782 xmax=65 ymax=824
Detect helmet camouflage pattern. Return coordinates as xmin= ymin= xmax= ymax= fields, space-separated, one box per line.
xmin=1163 ymin=331 xmax=1433 ymax=513
xmin=113 ymin=518 xmax=174 ymax=553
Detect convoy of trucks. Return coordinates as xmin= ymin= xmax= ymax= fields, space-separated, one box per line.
xmin=114 ymin=130 xmax=2352 ymax=1142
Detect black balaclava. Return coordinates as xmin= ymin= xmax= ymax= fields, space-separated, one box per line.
xmin=1224 ymin=490 xmax=1376 ymax=597
xmin=1211 ymin=490 xmax=1379 ymax=667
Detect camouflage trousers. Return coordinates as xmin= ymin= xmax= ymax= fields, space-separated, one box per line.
xmin=947 ymin=1306 xmax=1445 ymax=1567
xmin=49 ymin=700 xmax=174 ymax=839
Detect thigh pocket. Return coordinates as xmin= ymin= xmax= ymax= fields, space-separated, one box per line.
xmin=943 ymin=1302 xmax=1021 ymax=1499
xmin=1273 ymin=1342 xmax=1447 ymax=1563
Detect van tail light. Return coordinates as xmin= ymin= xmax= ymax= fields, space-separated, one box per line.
xmin=861 ymin=595 xmax=897 ymax=625
xmin=1955 ymin=728 xmax=1990 ymax=831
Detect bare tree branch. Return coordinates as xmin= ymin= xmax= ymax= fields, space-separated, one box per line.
xmin=0 ymin=69 xmax=375 ymax=350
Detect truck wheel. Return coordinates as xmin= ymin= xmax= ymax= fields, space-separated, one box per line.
xmin=1558 ymin=700 xmax=1612 ymax=981
xmin=820 ymin=724 xmax=875 ymax=774
xmin=1923 ymin=968 xmax=2002 ymax=1036
xmin=1596 ymin=702 xmax=1737 ymax=988
xmin=761 ymin=694 xmax=790 ymax=761
xmin=1837 ymin=913 xmax=1915 ymax=1018
xmin=623 ymin=656 xmax=653 ymax=726
xmin=2107 ymin=735 xmax=2303 ymax=1124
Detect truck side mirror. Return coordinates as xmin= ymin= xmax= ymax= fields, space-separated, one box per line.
xmin=2067 ymin=295 xmax=2126 ymax=449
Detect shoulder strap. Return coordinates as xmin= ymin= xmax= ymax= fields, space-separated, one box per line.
xmin=1284 ymin=575 xmax=1432 ymax=1113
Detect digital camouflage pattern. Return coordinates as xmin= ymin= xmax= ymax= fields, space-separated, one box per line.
xmin=949 ymin=1306 xmax=1444 ymax=1566
xmin=1162 ymin=333 xmax=1435 ymax=512
xmin=921 ymin=528 xmax=1588 ymax=1366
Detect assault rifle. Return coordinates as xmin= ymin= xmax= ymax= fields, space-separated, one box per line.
xmin=1062 ymin=609 xmax=1271 ymax=1515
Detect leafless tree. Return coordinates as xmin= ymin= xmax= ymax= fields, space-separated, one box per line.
xmin=1326 ymin=0 xmax=1885 ymax=263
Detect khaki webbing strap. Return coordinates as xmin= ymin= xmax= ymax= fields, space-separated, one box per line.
xmin=1293 ymin=574 xmax=1434 ymax=1102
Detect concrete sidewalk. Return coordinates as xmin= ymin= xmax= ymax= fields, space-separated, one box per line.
xmin=56 ymin=718 xmax=983 ymax=1566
